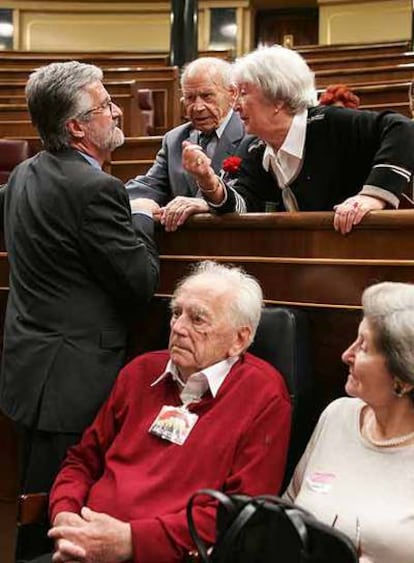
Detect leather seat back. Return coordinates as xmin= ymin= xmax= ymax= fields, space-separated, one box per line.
xmin=0 ymin=139 xmax=30 ymax=183
xmin=249 ymin=306 xmax=315 ymax=487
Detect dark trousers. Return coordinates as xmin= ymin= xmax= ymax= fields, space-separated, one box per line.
xmin=17 ymin=427 xmax=81 ymax=562
xmin=27 ymin=555 xmax=52 ymax=563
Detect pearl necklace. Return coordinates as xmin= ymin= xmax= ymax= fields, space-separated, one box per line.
xmin=366 ymin=416 xmax=414 ymax=447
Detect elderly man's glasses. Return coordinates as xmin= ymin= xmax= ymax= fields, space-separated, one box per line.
xmin=79 ymin=98 xmax=114 ymax=119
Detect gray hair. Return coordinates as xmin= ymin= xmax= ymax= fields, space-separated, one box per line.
xmin=362 ymin=282 xmax=414 ymax=397
xmin=181 ymin=57 xmax=233 ymax=89
xmin=232 ymin=45 xmax=317 ymax=113
xmin=172 ymin=260 xmax=263 ymax=347
xmin=25 ymin=61 xmax=103 ymax=152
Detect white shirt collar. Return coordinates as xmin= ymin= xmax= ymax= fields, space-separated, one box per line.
xmin=262 ymin=109 xmax=307 ymax=188
xmin=151 ymin=356 xmax=239 ymax=398
xmin=281 ymin=108 xmax=307 ymax=159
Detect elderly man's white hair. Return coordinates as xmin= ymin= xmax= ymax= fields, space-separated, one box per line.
xmin=181 ymin=57 xmax=233 ymax=89
xmin=172 ymin=260 xmax=263 ymax=346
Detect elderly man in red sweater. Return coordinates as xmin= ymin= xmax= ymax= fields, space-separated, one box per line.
xmin=41 ymin=261 xmax=291 ymax=563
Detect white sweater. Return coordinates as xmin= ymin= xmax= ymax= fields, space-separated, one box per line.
xmin=284 ymin=397 xmax=414 ymax=563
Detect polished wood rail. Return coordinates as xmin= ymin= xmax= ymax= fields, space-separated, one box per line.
xmin=1 ymin=210 xmax=414 ymax=408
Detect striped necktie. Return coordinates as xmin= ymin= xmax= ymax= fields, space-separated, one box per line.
xmin=199 ymin=131 xmax=217 ymax=158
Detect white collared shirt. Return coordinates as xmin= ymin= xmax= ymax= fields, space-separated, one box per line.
xmin=262 ymin=109 xmax=308 ymax=188
xmin=151 ymin=356 xmax=239 ymax=404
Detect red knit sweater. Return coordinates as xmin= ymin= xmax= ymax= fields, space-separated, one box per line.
xmin=50 ymin=350 xmax=291 ymax=563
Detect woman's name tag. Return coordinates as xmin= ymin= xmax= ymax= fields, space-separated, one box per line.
xmin=149 ymin=405 xmax=199 ymax=445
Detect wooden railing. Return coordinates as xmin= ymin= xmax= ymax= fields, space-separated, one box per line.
xmin=1 ymin=209 xmax=414 ymax=408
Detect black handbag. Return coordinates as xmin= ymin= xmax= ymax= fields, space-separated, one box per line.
xmin=187 ymin=489 xmax=359 ymax=563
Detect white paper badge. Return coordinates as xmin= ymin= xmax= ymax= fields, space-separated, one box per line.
xmin=149 ymin=405 xmax=199 ymax=445
xmin=306 ymin=471 xmax=336 ymax=493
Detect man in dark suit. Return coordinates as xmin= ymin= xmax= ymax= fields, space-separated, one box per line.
xmin=0 ymin=60 xmax=160 ymax=507
xmin=125 ymin=57 xmax=245 ymax=232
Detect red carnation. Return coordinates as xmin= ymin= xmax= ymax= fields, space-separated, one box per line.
xmin=222 ymin=156 xmax=242 ymax=175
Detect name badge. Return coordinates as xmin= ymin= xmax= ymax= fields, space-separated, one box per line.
xmin=149 ymin=405 xmax=199 ymax=445
xmin=306 ymin=471 xmax=336 ymax=493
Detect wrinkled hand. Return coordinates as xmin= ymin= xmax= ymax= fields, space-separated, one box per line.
xmin=159 ymin=196 xmax=209 ymax=232
xmin=130 ymin=197 xmax=161 ymax=219
xmin=49 ymin=506 xmax=132 ymax=563
xmin=333 ymin=195 xmax=385 ymax=235
xmin=50 ymin=512 xmax=88 ymax=563
xmin=53 ymin=512 xmax=87 ymax=528
xmin=182 ymin=140 xmax=215 ymax=182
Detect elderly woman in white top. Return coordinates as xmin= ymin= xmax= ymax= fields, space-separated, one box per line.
xmin=182 ymin=45 xmax=414 ymax=235
xmin=284 ymin=281 xmax=414 ymax=563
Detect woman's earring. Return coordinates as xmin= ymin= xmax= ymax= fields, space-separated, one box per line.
xmin=393 ymin=378 xmax=405 ymax=398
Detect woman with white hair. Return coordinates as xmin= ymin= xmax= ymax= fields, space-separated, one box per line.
xmin=284 ymin=281 xmax=414 ymax=563
xmin=182 ymin=45 xmax=414 ymax=235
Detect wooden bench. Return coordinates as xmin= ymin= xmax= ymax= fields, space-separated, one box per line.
xmin=0 ymin=48 xmax=231 ymax=67
xmin=104 ymin=135 xmax=162 ymax=181
xmin=0 ymin=97 xmax=145 ymax=137
xmin=2 ymin=134 xmax=162 ymax=183
xmin=358 ymin=101 xmax=410 ymax=118
xmin=0 ymin=104 xmax=28 ymax=121
xmin=0 ymin=71 xmax=181 ymax=135
xmin=0 ymin=121 xmax=37 ymax=137
xmin=298 ymin=40 xmax=410 ymax=60
xmin=316 ymin=80 xmax=411 ymax=117
xmin=309 ymin=51 xmax=414 ymax=72
xmin=347 ymin=81 xmax=411 ymax=106
xmin=0 ymin=65 xmax=178 ymax=83
xmin=315 ymin=63 xmax=414 ymax=88
xmin=0 ymin=53 xmax=170 ymax=69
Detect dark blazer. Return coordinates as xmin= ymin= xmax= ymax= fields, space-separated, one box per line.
xmin=125 ymin=111 xmax=245 ymax=205
xmin=0 ymin=149 xmax=159 ymax=433
xmin=213 ymin=106 xmax=414 ymax=213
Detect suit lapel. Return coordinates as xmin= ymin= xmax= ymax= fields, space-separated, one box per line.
xmin=211 ymin=112 xmax=245 ymax=172
xmin=180 ymin=114 xmax=245 ymax=196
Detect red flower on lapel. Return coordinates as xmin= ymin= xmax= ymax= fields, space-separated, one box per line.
xmin=222 ymin=156 xmax=242 ymax=175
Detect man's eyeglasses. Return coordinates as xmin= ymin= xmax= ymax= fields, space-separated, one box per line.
xmin=78 ymin=98 xmax=115 ymax=119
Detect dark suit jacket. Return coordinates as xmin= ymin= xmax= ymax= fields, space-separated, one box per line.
xmin=125 ymin=111 xmax=245 ymax=205
xmin=213 ymin=106 xmax=414 ymax=213
xmin=0 ymin=149 xmax=159 ymax=433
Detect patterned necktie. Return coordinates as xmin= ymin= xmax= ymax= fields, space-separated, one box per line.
xmin=281 ymin=186 xmax=300 ymax=212
xmin=199 ymin=131 xmax=217 ymax=158
xmin=268 ymin=162 xmax=300 ymax=212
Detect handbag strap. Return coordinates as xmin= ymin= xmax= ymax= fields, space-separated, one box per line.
xmin=187 ymin=488 xmax=237 ymax=563
xmin=288 ymin=508 xmax=312 ymax=560
xmin=255 ymin=495 xmax=311 ymax=558
xmin=212 ymin=500 xmax=259 ymax=562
